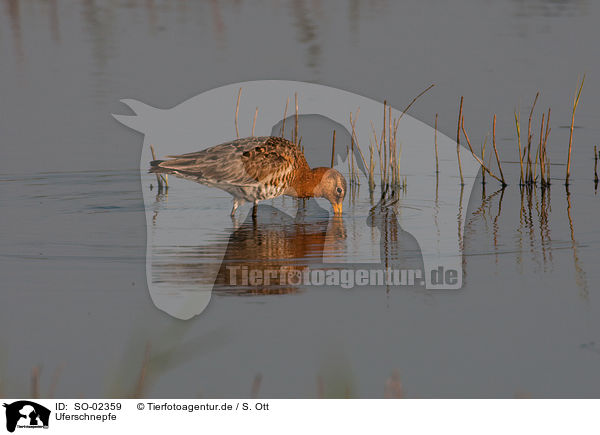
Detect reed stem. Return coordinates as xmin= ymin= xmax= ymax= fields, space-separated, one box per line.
xmin=350 ymin=110 xmax=368 ymax=184
xmin=481 ymin=138 xmax=487 ymax=185
xmin=331 ymin=130 xmax=336 ymax=168
xmin=368 ymin=141 xmax=375 ymax=191
xmin=566 ymin=74 xmax=585 ymax=185
xmin=544 ymin=108 xmax=552 ymax=185
xmin=396 ymin=83 xmax=436 ymax=124
xmin=252 ymin=107 xmax=258 ymax=136
xmin=526 ymin=92 xmax=539 ymax=184
xmin=347 ymin=145 xmax=352 ymax=182
xmin=383 ymin=100 xmax=387 ymax=185
xmin=235 ymin=87 xmax=242 ymax=139
xmin=350 ymin=126 xmax=356 ymax=184
xmin=538 ymin=114 xmax=545 ymax=186
xmin=461 ymin=116 xmax=504 ymax=185
xmin=594 ymin=145 xmax=598 ymax=184
xmin=370 ymin=121 xmax=384 ymax=187
xmin=457 ymin=96 xmax=464 ymax=185
xmin=294 ymin=92 xmax=299 ymax=145
xmin=515 ymin=110 xmax=524 ymax=185
xmin=434 ymin=113 xmax=439 ymax=174
xmin=388 ymin=106 xmax=393 ymax=185
xmin=491 ymin=114 xmax=507 ymax=187
xmin=281 ymin=97 xmax=289 ymax=137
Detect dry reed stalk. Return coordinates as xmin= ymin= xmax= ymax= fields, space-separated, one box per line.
xmin=381 ymin=100 xmax=388 ymax=185
xmin=252 ymin=107 xmax=258 ymax=136
xmin=393 ymin=126 xmax=400 ymax=186
xmin=376 ymin=82 xmax=436 ymax=179
xmin=368 ymin=141 xmax=376 ymax=190
xmin=396 ymin=83 xmax=435 ymax=124
xmin=352 ymin=152 xmax=358 ymax=184
xmin=347 ymin=145 xmax=352 ymax=181
xmin=487 ymin=137 xmax=494 ymax=169
xmin=294 ymin=92 xmax=299 ymax=145
xmin=544 ymin=108 xmax=552 ymax=184
xmin=370 ymin=121 xmax=384 ymax=187
xmin=150 ymin=145 xmax=168 ymax=189
xmin=535 ymin=113 xmax=546 ymax=186
xmin=235 ymin=87 xmax=242 ymax=138
xmin=540 ymin=110 xmax=549 ymax=186
xmin=377 ymin=128 xmax=386 ymax=185
xmin=388 ymin=106 xmax=393 ymax=185
xmin=526 ymin=92 xmax=539 ymax=184
xmin=594 ymin=145 xmax=598 ymax=184
xmin=350 ymin=110 xmax=368 ymax=184
xmin=457 ymin=97 xmax=464 ymax=185
xmin=388 ymin=107 xmax=402 ymax=188
xmin=434 ymin=113 xmax=439 ymax=174
xmin=392 ymin=120 xmax=398 ymax=183
xmin=393 ymin=117 xmax=401 ymax=186
xmin=281 ymin=97 xmax=289 ymax=137
xmin=491 ymin=114 xmax=507 ymax=186
xmin=481 ymin=138 xmax=487 ymax=185
xmin=393 ymin=146 xmax=399 ymax=187
xmin=461 ymin=116 xmax=505 ymax=184
xmin=566 ymin=74 xmax=586 ymax=185
xmin=536 ymin=113 xmax=545 ymax=185
xmin=350 ymin=120 xmax=356 ymax=184
xmin=390 ymin=107 xmax=396 ymax=185
xmin=514 ymin=110 xmax=524 ymax=185
xmin=330 ymin=130 xmax=336 ymax=168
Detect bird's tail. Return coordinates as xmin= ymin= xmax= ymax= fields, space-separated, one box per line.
xmin=149 ymin=160 xmax=169 ymax=174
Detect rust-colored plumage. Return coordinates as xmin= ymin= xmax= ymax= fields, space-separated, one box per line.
xmin=150 ymin=136 xmax=346 ymax=216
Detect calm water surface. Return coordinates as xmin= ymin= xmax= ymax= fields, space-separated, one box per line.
xmin=1 ymin=0 xmax=599 ymax=397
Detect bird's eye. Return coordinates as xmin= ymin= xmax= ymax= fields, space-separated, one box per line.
xmin=336 ymin=187 xmax=343 ymax=194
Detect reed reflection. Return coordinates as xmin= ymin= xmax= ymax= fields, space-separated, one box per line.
xmin=465 ymin=176 xmax=591 ymax=297
xmin=565 ymin=186 xmax=588 ymax=298
xmin=366 ymin=189 xmax=424 ymax=287
xmin=4 ymin=0 xmax=24 ymax=66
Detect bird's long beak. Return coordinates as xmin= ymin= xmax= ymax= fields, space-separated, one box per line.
xmin=333 ymin=202 xmax=343 ymax=215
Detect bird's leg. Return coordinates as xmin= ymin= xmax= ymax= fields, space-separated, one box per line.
xmin=231 ymin=199 xmax=242 ymax=217
xmin=252 ymin=200 xmax=258 ymax=219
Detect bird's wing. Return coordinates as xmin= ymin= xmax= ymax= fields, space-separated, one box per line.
xmin=239 ymin=136 xmax=307 ymax=187
xmin=154 ymin=136 xmax=306 ymax=187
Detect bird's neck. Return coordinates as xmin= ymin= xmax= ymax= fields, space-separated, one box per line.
xmin=288 ymin=166 xmax=329 ymax=198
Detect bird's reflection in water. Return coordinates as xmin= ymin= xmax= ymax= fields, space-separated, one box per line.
xmin=153 ymin=199 xmax=346 ymax=295
xmin=214 ymin=200 xmax=346 ymax=294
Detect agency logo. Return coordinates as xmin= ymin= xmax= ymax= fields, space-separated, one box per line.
xmin=113 ymin=80 xmax=479 ymax=319
xmin=2 ymin=401 xmax=50 ymax=433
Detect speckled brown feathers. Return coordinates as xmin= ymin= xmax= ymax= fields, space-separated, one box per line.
xmin=151 ymin=136 xmax=307 ymax=188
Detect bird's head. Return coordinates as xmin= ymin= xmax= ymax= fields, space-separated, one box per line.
xmin=314 ymin=168 xmax=346 ymax=215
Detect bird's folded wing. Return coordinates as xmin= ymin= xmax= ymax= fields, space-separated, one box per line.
xmin=158 ymin=136 xmax=303 ymax=187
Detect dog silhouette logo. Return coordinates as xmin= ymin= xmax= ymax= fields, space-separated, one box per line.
xmin=2 ymin=401 xmax=50 ymax=433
